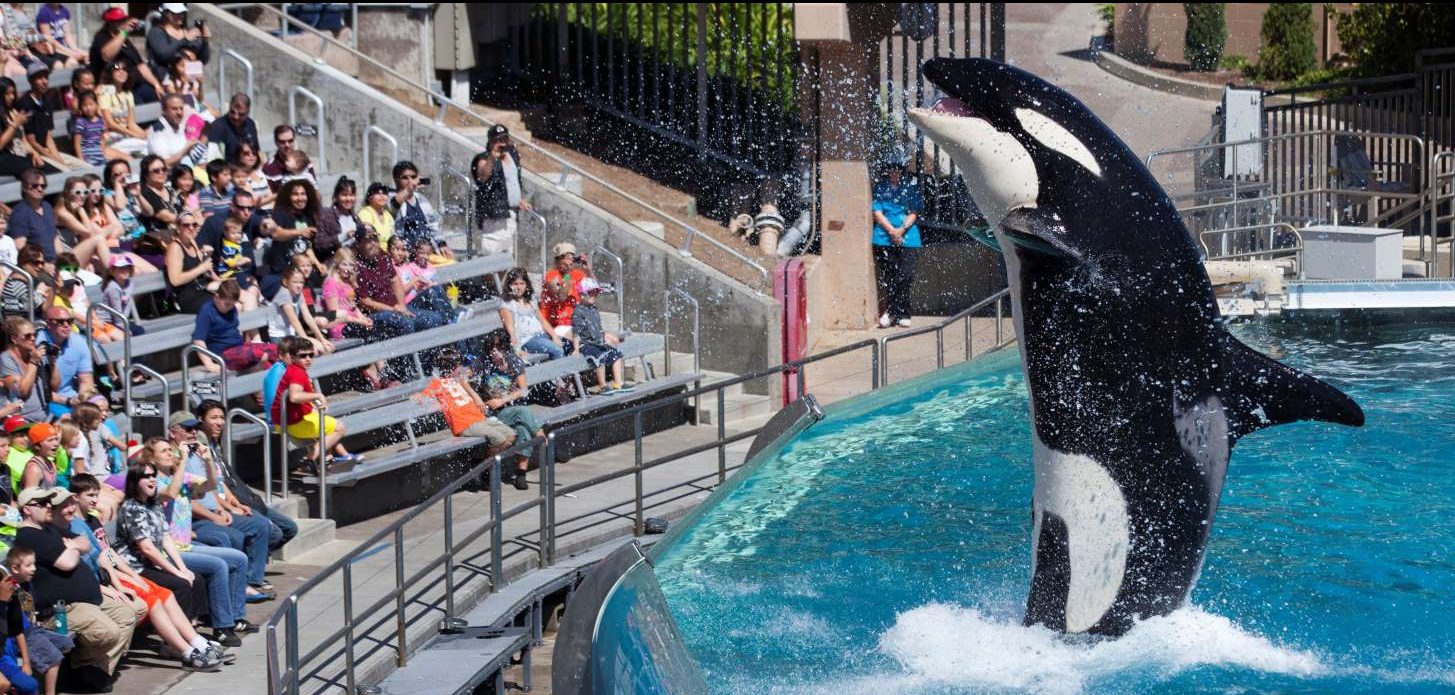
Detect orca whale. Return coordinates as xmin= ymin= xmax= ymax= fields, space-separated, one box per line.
xmin=907 ymin=58 xmax=1364 ymax=637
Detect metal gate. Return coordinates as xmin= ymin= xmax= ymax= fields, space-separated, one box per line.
xmin=507 ymin=3 xmax=801 ymax=179
xmin=876 ymin=3 xmax=1006 ymax=234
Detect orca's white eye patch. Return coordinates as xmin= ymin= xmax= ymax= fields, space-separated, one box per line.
xmin=1015 ymin=108 xmax=1102 ymax=178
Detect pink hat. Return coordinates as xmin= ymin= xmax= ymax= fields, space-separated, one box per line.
xmin=109 ymin=256 xmax=134 ymax=269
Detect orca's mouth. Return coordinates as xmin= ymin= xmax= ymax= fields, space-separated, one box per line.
xmin=930 ymin=97 xmax=980 ymax=119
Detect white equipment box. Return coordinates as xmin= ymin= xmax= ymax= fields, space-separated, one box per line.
xmin=1300 ymin=225 xmax=1403 ymax=280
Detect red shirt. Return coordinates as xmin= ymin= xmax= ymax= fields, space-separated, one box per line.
xmin=271 ymin=364 xmax=314 ymax=425
xmin=542 ymin=268 xmax=585 ymax=328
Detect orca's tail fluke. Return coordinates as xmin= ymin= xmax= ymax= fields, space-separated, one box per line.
xmin=1220 ymin=337 xmax=1365 ymax=441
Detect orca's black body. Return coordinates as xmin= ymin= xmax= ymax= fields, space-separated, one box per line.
xmin=908 ymin=58 xmax=1364 ymax=637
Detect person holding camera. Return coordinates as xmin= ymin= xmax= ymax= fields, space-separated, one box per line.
xmin=35 ymin=305 xmax=91 ymax=419
xmin=145 ymin=4 xmax=208 ymax=88
xmin=470 ymin=124 xmax=531 ymax=257
xmin=90 ymin=7 xmax=163 ymax=102
xmin=540 ymin=242 xmax=592 ymax=343
xmin=389 ymin=160 xmax=453 ymax=260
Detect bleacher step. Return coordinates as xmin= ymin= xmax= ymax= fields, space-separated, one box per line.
xmin=269 ymin=495 xmax=308 ymax=520
xmin=275 ymin=517 xmax=338 ymax=563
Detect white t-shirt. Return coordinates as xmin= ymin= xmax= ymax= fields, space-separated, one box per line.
xmin=268 ymin=285 xmax=304 ymax=339
xmin=0 ymin=235 xmax=15 ymax=271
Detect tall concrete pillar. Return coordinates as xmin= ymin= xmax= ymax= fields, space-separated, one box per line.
xmin=795 ymin=4 xmax=898 ymax=331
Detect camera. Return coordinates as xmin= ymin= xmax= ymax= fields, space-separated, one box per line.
xmin=194 ymin=19 xmax=206 ymax=29
xmin=417 ymin=177 xmax=431 ymax=187
xmin=42 ymin=342 xmax=59 ymax=359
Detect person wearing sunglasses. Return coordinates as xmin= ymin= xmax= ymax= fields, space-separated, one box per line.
xmin=9 ymin=169 xmax=60 ymax=264
xmin=261 ymin=125 xmax=313 ymax=194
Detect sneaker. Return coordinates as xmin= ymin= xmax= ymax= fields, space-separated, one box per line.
xmin=454 ymin=307 xmax=474 ymax=324
xmin=234 ymin=619 xmax=260 ymax=634
xmin=331 ymin=453 xmax=365 ymax=465
xmin=896 ymin=318 xmax=912 ymax=328
xmin=245 ymin=589 xmax=274 ymax=603
xmin=213 ymin=629 xmax=242 ymax=648
xmin=253 ymin=580 xmax=276 ymax=593
xmin=206 ymin=641 xmax=237 ymax=664
xmin=612 ymin=383 xmax=636 ymax=394
xmin=181 ymin=648 xmax=223 ymax=672
xmin=512 ymin=471 xmax=529 ymax=491
xmin=878 ymin=312 xmax=892 ymax=329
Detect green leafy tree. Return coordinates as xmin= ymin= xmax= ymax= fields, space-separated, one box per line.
xmin=1258 ymin=3 xmax=1316 ymax=81
xmin=1183 ymin=4 xmax=1227 ymax=71
xmin=1336 ymin=3 xmax=1455 ymax=78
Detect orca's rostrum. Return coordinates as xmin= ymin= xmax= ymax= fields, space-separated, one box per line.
xmin=908 ymin=58 xmax=1364 ymax=637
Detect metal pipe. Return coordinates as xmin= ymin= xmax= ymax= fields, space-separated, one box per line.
xmin=539 ymin=437 xmax=551 ymax=567
xmin=0 ymin=261 xmax=35 ymax=323
xmin=489 ymin=455 xmax=503 ymax=590
xmin=393 ymin=526 xmax=406 ymax=665
xmin=218 ymin=49 xmax=255 ymax=104
xmin=179 ymin=344 xmax=229 ymax=412
xmin=342 ymin=564 xmax=356 ymax=694
xmin=362 ymin=124 xmax=400 ymax=188
xmin=125 ymin=365 xmax=170 ymax=429
xmin=285 ymin=597 xmax=300 ymax=695
xmin=315 ymin=399 xmax=329 ymax=518
xmin=443 ymin=494 xmax=455 ymax=618
xmin=229 ymin=408 xmax=277 ymax=503
xmin=590 ymin=246 xmax=625 ymax=326
xmin=87 ymin=303 xmax=131 ymax=418
xmin=633 ymin=411 xmax=644 ymax=535
xmin=288 ymin=86 xmax=327 ymax=172
xmin=546 ymin=433 xmax=557 ymax=564
xmin=521 ymin=209 xmax=548 ymax=273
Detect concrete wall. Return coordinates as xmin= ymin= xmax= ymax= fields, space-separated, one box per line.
xmin=195 ymin=4 xmax=780 ymax=381
xmin=1114 ymin=3 xmax=1349 ymax=68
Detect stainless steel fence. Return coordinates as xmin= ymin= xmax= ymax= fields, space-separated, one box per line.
xmin=264 ymin=296 xmax=1019 ymax=694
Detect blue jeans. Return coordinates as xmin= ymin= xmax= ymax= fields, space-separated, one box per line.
xmin=194 ymin=514 xmax=273 ymax=587
xmin=181 ymin=545 xmax=248 ymax=628
xmin=408 ymin=286 xmax=456 ymax=316
xmin=265 ymin=505 xmax=299 ymax=552
xmin=522 ymin=333 xmax=564 ymax=360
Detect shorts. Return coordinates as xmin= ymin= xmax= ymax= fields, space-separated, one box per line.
xmin=222 ymin=342 xmax=278 ymax=372
xmin=460 ymin=418 xmax=514 ymax=447
xmin=286 ymin=411 xmax=338 ymax=440
xmin=579 ymin=343 xmax=623 ymax=369
xmin=119 ymin=575 xmax=174 ymax=610
xmin=24 ymin=627 xmax=73 ymax=673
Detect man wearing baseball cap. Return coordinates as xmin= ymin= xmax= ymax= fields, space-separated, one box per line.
xmin=15 ymin=485 xmax=141 ymax=690
xmin=469 ymin=123 xmax=532 ymax=256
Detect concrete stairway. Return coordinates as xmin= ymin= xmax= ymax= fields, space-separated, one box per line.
xmin=268 ymin=495 xmax=339 ymax=563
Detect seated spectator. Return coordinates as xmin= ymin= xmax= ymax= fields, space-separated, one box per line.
xmin=413 ymin=346 xmax=515 ymax=466
xmin=53 ymin=176 xmax=118 ymax=274
xmin=572 ymin=278 xmax=634 ymax=394
xmin=14 ymin=485 xmax=141 ymax=691
xmin=61 ymin=67 xmax=95 ymax=111
xmin=18 ymin=422 xmax=61 ymax=490
xmin=230 ymin=141 xmax=273 ymax=209
xmin=320 ymin=249 xmax=391 ymax=391
xmin=0 ymin=209 xmax=14 ymax=270
xmin=117 ymin=449 xmax=254 ymax=647
xmin=354 ymin=230 xmax=449 ymax=339
xmin=271 ymin=336 xmax=362 ymax=469
xmin=204 ymin=93 xmax=258 ymax=163
xmin=199 ymin=189 xmax=272 ymax=253
xmin=22 ymin=24 xmax=80 ymax=73
xmin=194 ymin=400 xmax=296 ymax=579
xmin=95 ymin=60 xmax=148 ymax=154
xmin=68 ymin=90 xmax=124 ymax=167
xmin=4 ymin=415 xmax=31 ymax=489
xmin=498 ymin=267 xmax=565 ymax=361
xmin=166 ymin=209 xmax=217 ymax=314
xmin=172 ymin=163 xmax=200 ymax=213
xmin=390 ymin=161 xmax=453 ymax=259
xmin=146 ymin=93 xmax=206 ymax=169
xmin=137 ymin=153 xmax=180 ymax=236
xmin=470 ymin=124 xmax=531 ymax=256
xmin=168 ymin=411 xmax=273 ymax=603
xmin=542 ymin=242 xmax=591 ymax=342
xmin=98 ymin=256 xmax=145 ymax=341
xmin=268 ymin=265 xmax=334 ymax=355
xmin=471 ymin=337 xmax=553 ymax=489
xmin=16 ymin=64 xmax=86 ymax=172
xmin=37 ymin=305 xmax=93 ymax=417
xmin=145 ymin=4 xmax=209 ymax=85
xmin=80 ymin=172 xmax=153 ymax=270
xmin=191 ymin=279 xmax=274 ymax=373
xmin=357 ymin=182 xmax=394 ymax=247
xmin=0 ymin=77 xmax=52 ymax=177
xmin=72 ymin=403 xmax=123 ymax=479
xmin=261 ymin=125 xmax=313 ymax=193
xmin=264 ymin=179 xmax=325 ymax=297
xmin=390 ymin=236 xmax=457 ymax=318
xmin=68 ymin=474 xmax=230 ymax=671
xmin=160 ymin=46 xmax=215 ymax=118
xmin=1 ymin=317 xmax=44 ymax=422
xmin=1 ymin=246 xmax=48 ymax=318
xmin=8 ymin=169 xmax=59 ymax=263
xmin=35 ymin=4 xmax=86 ymax=66
xmin=277 ymin=149 xmax=315 ymax=189
xmin=197 ymin=160 xmax=234 ymax=218
xmin=211 ymin=216 xmax=253 ymax=288
xmin=1 ymin=543 xmax=75 ymax=695
xmin=314 ymin=176 xmax=359 ymax=263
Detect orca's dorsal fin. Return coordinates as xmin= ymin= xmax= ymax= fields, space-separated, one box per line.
xmin=1220 ymin=337 xmax=1364 ymax=441
xmin=1000 ymin=207 xmax=1083 ymax=262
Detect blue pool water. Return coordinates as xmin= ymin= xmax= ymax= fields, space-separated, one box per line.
xmin=651 ymin=323 xmax=1455 ymax=694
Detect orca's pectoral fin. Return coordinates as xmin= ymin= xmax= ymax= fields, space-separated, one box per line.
xmin=1000 ymin=207 xmax=1083 ymax=262
xmin=1221 ymin=337 xmax=1365 ymax=441
xmin=966 ymin=225 xmax=999 ymax=252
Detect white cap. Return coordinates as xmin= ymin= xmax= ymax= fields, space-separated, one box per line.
xmin=160 ymin=3 xmax=189 ymax=14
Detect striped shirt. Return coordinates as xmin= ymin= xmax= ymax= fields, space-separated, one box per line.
xmin=69 ymin=115 xmax=108 ymax=166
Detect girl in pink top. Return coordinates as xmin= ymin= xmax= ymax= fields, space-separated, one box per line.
xmin=322 ymin=247 xmax=395 ymax=391
xmin=392 ymin=236 xmax=456 ymax=316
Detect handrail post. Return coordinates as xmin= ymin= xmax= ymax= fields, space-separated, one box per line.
xmin=521 ymin=209 xmax=548 ymax=274
xmin=363 ymin=124 xmax=400 ymax=191
xmin=285 ymin=597 xmax=300 ymax=695
xmin=315 ymin=399 xmax=329 ymax=519
xmin=180 ymin=345 xmax=229 ymax=413
xmin=229 ymin=408 xmax=277 ymax=504
xmin=443 ymin=493 xmax=455 ymax=618
xmin=633 ymin=411 xmax=644 ymax=536
xmin=87 ymin=303 xmax=131 ymax=420
xmin=126 ymin=364 xmax=170 ymax=431
xmin=393 ymin=526 xmax=406 ymax=665
xmin=871 ymin=339 xmax=882 ymax=390
xmin=489 ymin=455 xmax=503 ymax=590
xmin=539 ymin=436 xmax=552 ymax=567
xmin=546 ymin=434 xmax=557 ymax=564
xmin=342 ymin=564 xmax=357 ymax=695
xmin=996 ymin=294 xmax=1005 ymax=346
xmin=0 ymin=261 xmax=35 ymax=323
xmin=590 ymin=246 xmax=626 ymax=328
xmin=440 ymin=164 xmax=473 ymax=254
xmin=288 ymin=86 xmax=327 ymax=172
xmin=219 ymin=49 xmax=255 ymax=103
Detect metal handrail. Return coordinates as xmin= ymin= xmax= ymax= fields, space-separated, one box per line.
xmin=1197 ymin=223 xmax=1306 ymax=279
xmin=439 ymin=164 xmax=474 ymax=251
xmin=179 ymin=344 xmax=230 ymax=412
xmin=229 ymin=408 xmax=278 ymax=503
xmin=880 ymin=288 xmax=1013 ymax=386
xmin=288 ymin=86 xmax=327 ymax=172
xmin=662 ymin=288 xmax=700 ymax=378
xmin=1430 ymin=152 xmax=1455 ymax=279
xmin=86 ymin=302 xmax=132 ymax=418
xmin=590 ymin=246 xmax=625 ymax=326
xmin=218 ymin=48 xmax=255 ymax=103
xmin=219 ymin=2 xmax=770 ymax=286
xmin=520 ymin=208 xmax=548 ymax=272
xmin=1 ymin=261 xmax=35 ymax=322
xmin=125 ymin=364 xmax=170 ymax=428
xmin=362 ymin=124 xmax=400 ymax=188
xmin=313 ymin=399 xmax=329 ymax=518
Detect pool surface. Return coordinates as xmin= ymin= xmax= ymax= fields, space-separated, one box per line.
xmin=650 ymin=323 xmax=1455 ymax=694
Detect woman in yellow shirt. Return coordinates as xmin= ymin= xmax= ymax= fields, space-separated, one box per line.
xmin=358 ymin=182 xmax=395 ymax=246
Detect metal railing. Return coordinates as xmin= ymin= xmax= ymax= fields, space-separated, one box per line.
xmin=520 ymin=208 xmax=549 ymax=273
xmin=1198 ymin=223 xmax=1306 ymax=278
xmin=230 ymin=408 xmax=279 ymax=503
xmin=362 ymin=124 xmax=399 ymax=187
xmin=220 ymin=3 xmax=770 ymax=287
xmin=1 ymin=261 xmax=35 ymax=322
xmin=288 ymin=86 xmax=327 ymax=173
xmin=264 ymin=295 xmax=1020 ymax=694
xmin=1429 ymin=152 xmax=1455 ymax=279
xmin=125 ymin=364 xmax=170 ymax=428
xmin=880 ymin=288 xmax=1014 ymax=386
xmin=86 ymin=302 xmax=132 ymax=420
xmin=218 ymin=48 xmax=255 ymax=103
xmin=590 ymin=246 xmax=626 ymax=327
xmin=180 ymin=345 xmax=230 ymax=412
